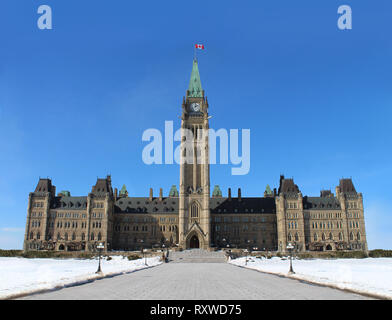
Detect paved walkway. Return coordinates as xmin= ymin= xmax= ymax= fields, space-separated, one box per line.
xmin=169 ymin=249 xmax=227 ymax=263
xmin=20 ymin=257 xmax=370 ymax=300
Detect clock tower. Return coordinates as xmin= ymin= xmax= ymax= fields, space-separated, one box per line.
xmin=178 ymin=59 xmax=211 ymax=249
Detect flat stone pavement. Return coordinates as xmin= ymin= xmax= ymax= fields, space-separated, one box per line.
xmin=20 ymin=262 xmax=371 ymax=300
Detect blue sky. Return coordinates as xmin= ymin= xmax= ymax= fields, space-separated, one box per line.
xmin=0 ymin=1 xmax=391 ymax=249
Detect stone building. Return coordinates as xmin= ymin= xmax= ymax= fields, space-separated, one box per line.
xmin=23 ymin=59 xmax=368 ymax=253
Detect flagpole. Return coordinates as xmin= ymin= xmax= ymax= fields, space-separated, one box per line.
xmin=194 ymin=45 xmax=196 ymax=61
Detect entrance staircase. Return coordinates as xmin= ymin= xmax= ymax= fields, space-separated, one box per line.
xmin=168 ymin=249 xmax=227 ymax=263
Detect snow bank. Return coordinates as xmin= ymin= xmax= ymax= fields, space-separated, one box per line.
xmin=0 ymin=256 xmax=161 ymax=299
xmin=230 ymin=256 xmax=392 ymax=299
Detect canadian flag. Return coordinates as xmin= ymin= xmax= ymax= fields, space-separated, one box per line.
xmin=195 ymin=44 xmax=205 ymax=49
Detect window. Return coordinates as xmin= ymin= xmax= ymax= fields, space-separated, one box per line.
xmin=288 ymin=233 xmax=292 ymax=242
xmin=190 ymin=202 xmax=200 ymax=222
xmin=295 ymin=233 xmax=299 ymax=241
xmin=350 ymin=232 xmax=354 ymax=241
xmin=329 ymin=233 xmax=333 ymax=240
xmin=357 ymin=232 xmax=361 ymax=241
xmin=98 ymin=233 xmax=102 ymax=241
xmin=322 ymin=233 xmax=326 ymax=241
xmin=339 ymin=232 xmax=343 ymax=241
xmin=91 ymin=233 xmax=94 ymax=241
xmin=314 ymin=233 xmax=318 ymax=241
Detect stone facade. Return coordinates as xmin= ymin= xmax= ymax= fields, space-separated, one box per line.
xmin=23 ymin=59 xmax=368 ymax=253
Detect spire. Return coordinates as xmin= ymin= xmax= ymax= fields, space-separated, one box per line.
xmin=188 ymin=59 xmax=203 ymax=98
xmin=119 ymin=184 xmax=128 ymax=197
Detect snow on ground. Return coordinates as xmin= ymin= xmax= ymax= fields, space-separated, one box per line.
xmin=0 ymin=256 xmax=161 ymax=299
xmin=230 ymin=256 xmax=392 ymax=299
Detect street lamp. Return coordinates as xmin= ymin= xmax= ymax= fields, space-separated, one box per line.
xmin=162 ymin=244 xmax=168 ymax=263
xmin=96 ymin=242 xmax=104 ymax=274
xmin=244 ymin=249 xmax=249 ymax=266
xmin=286 ymin=242 xmax=295 ymax=274
xmin=139 ymin=239 xmax=147 ymax=266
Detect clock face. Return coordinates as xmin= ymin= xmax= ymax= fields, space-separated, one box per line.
xmin=191 ymin=103 xmax=200 ymax=112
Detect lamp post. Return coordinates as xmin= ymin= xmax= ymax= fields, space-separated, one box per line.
xmin=286 ymin=242 xmax=295 ymax=274
xmin=139 ymin=239 xmax=147 ymax=266
xmin=143 ymin=248 xmax=147 ymax=266
xmin=162 ymin=244 xmax=167 ymax=263
xmin=96 ymin=242 xmax=104 ymax=274
xmin=244 ymin=249 xmax=249 ymax=266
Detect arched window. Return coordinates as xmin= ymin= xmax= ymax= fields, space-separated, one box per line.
xmin=91 ymin=233 xmax=95 ymax=241
xmin=322 ymin=233 xmax=326 ymax=241
xmin=350 ymin=232 xmax=354 ymax=241
xmin=30 ymin=232 xmax=34 ymax=240
xmin=190 ymin=202 xmax=200 ymax=223
xmin=57 ymin=233 xmax=61 ymax=240
xmin=339 ymin=232 xmax=343 ymax=241
xmin=357 ymin=232 xmax=361 ymax=241
xmin=288 ymin=233 xmax=292 ymax=242
xmin=81 ymin=233 xmax=85 ymax=241
xmin=329 ymin=233 xmax=333 ymax=240
xmin=72 ymin=233 xmax=76 ymax=240
xmin=37 ymin=232 xmax=40 ymax=240
xmin=295 ymin=233 xmax=299 ymax=241
xmin=98 ymin=233 xmax=102 ymax=241
xmin=314 ymin=233 xmax=318 ymax=241
xmin=64 ymin=233 xmax=68 ymax=241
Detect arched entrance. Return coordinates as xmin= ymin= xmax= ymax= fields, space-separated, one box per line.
xmin=326 ymin=244 xmax=332 ymax=251
xmin=189 ymin=235 xmax=200 ymax=248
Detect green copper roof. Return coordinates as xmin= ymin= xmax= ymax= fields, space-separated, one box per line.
xmin=265 ymin=184 xmax=273 ymax=195
xmin=212 ymin=185 xmax=222 ymax=197
xmin=119 ymin=184 xmax=128 ymax=196
xmin=188 ymin=59 xmax=203 ymax=98
xmin=169 ymin=185 xmax=179 ymax=197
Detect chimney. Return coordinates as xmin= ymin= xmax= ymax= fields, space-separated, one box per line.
xmin=159 ymin=188 xmax=163 ymax=201
xmin=228 ymin=188 xmax=231 ymax=201
xmin=149 ymin=188 xmax=153 ymax=201
xmin=238 ymin=188 xmax=241 ymax=201
xmin=114 ymin=188 xmax=118 ymax=201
